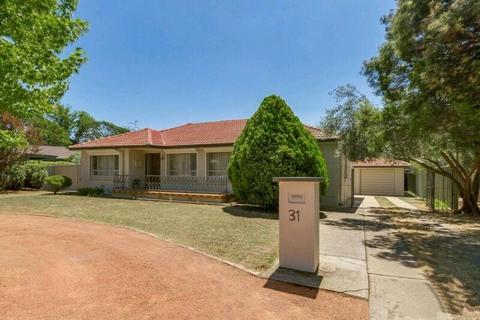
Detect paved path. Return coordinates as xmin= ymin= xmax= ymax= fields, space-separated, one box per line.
xmin=385 ymin=196 xmax=417 ymax=210
xmin=0 ymin=214 xmax=368 ymax=320
xmin=361 ymin=196 xmax=450 ymax=320
xmin=263 ymin=204 xmax=369 ymax=299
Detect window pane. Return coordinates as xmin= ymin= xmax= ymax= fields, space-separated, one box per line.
xmin=90 ymin=155 xmax=119 ymax=176
xmin=207 ymin=152 xmax=230 ymax=176
xmin=168 ymin=153 xmax=196 ymax=176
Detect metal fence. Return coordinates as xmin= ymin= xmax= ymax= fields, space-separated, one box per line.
xmin=425 ymin=169 xmax=459 ymax=212
xmin=113 ymin=175 xmax=229 ymax=194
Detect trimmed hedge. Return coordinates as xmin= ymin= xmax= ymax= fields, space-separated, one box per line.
xmin=228 ymin=95 xmax=329 ymax=208
xmin=0 ymin=160 xmax=75 ymax=191
xmin=78 ymin=187 xmax=105 ymax=197
xmin=44 ymin=175 xmax=72 ymax=194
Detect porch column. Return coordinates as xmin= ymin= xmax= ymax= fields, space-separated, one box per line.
xmin=197 ymin=148 xmax=206 ymax=177
xmin=122 ymin=149 xmax=130 ymax=175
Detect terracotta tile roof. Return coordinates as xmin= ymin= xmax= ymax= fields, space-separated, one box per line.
xmin=70 ymin=119 xmax=337 ymax=150
xmin=354 ymin=158 xmax=410 ymax=168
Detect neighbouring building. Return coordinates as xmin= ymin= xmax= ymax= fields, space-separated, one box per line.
xmin=353 ymin=159 xmax=410 ymax=196
xmin=26 ymin=145 xmax=77 ymax=161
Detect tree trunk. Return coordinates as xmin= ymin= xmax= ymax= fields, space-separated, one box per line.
xmin=458 ymin=177 xmax=480 ymax=215
xmin=459 ymin=192 xmax=480 ymax=215
xmin=411 ymin=155 xmax=480 ymax=216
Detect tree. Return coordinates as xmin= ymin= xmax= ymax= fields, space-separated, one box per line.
xmin=33 ymin=116 xmax=72 ymax=146
xmin=33 ymin=105 xmax=130 ymax=146
xmin=0 ymin=0 xmax=88 ymax=171
xmin=361 ymin=0 xmax=480 ymax=215
xmin=228 ymin=95 xmax=329 ymax=208
xmin=0 ymin=115 xmax=29 ymax=182
xmin=321 ymin=85 xmax=383 ymax=161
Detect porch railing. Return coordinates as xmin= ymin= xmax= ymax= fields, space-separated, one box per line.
xmin=113 ymin=175 xmax=229 ymax=194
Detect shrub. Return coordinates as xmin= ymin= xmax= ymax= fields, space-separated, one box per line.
xmin=44 ymin=175 xmax=72 ymax=194
xmin=78 ymin=187 xmax=105 ymax=197
xmin=65 ymin=153 xmax=80 ymax=164
xmin=1 ymin=164 xmax=26 ymax=190
xmin=228 ymin=95 xmax=329 ymax=208
xmin=23 ymin=161 xmax=48 ymax=188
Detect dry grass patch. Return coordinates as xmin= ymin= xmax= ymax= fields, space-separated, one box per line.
xmin=0 ymin=194 xmax=279 ymax=272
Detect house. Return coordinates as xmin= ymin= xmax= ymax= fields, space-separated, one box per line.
xmin=25 ymin=145 xmax=77 ymax=161
xmin=353 ymin=158 xmax=410 ymax=196
xmin=70 ymin=119 xmax=352 ymax=206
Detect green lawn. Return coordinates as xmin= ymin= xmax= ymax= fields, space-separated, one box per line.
xmin=375 ymin=196 xmax=396 ymax=208
xmin=398 ymin=196 xmax=429 ymax=210
xmin=0 ymin=194 xmax=279 ymax=272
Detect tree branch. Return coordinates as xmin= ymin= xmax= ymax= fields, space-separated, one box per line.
xmin=444 ymin=151 xmax=468 ymax=180
xmin=414 ymin=157 xmax=465 ymax=194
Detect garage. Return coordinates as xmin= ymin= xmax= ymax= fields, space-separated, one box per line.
xmin=354 ymin=159 xmax=409 ymax=196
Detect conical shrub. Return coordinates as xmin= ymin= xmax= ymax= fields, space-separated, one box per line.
xmin=228 ymin=95 xmax=328 ymax=208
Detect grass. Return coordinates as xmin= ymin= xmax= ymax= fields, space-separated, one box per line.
xmin=375 ymin=196 xmax=396 ymax=208
xmin=399 ymin=196 xmax=429 ymax=210
xmin=0 ymin=194 xmax=279 ymax=272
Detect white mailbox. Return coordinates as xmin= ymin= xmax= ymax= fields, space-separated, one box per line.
xmin=273 ymin=177 xmax=321 ymax=273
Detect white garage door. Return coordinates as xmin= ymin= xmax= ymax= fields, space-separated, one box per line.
xmin=360 ymin=168 xmax=396 ymax=195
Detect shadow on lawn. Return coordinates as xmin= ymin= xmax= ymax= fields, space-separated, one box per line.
xmin=222 ymin=205 xmax=278 ymax=220
xmin=326 ymin=206 xmax=480 ymax=314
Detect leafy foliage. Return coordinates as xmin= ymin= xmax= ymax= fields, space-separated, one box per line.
xmin=0 ymin=0 xmax=88 ymax=120
xmin=0 ymin=160 xmax=76 ymax=191
xmin=44 ymin=175 xmax=72 ymax=194
xmin=78 ymin=187 xmax=105 ymax=197
xmin=321 ymin=85 xmax=383 ymax=161
xmin=228 ymin=95 xmax=328 ymax=208
xmin=0 ymin=113 xmax=34 ymax=183
xmin=360 ymin=0 xmax=480 ymax=214
xmin=34 ymin=105 xmax=130 ymax=146
xmin=22 ymin=161 xmax=49 ymax=188
xmin=0 ymin=0 xmax=87 ymax=175
xmin=1 ymin=163 xmax=27 ymax=190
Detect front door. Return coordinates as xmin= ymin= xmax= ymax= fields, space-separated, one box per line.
xmin=145 ymin=153 xmax=161 ymax=175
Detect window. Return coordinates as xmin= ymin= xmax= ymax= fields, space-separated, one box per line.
xmin=207 ymin=152 xmax=230 ymax=176
xmin=90 ymin=155 xmax=119 ymax=176
xmin=167 ymin=153 xmax=197 ymax=176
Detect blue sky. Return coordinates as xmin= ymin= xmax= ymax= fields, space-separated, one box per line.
xmin=63 ymin=0 xmax=395 ymax=129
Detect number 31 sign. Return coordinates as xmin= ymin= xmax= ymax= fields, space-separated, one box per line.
xmin=288 ymin=209 xmax=300 ymax=222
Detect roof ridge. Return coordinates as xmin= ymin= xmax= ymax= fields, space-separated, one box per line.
xmin=158 ymin=119 xmax=247 ymax=133
xmin=71 ymin=128 xmax=146 ymax=147
xmin=303 ymin=123 xmax=322 ymax=130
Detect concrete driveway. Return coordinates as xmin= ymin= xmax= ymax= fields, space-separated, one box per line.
xmin=267 ymin=195 xmax=451 ymax=319
xmin=360 ymin=196 xmax=450 ymax=320
xmin=0 ymin=214 xmax=368 ymax=320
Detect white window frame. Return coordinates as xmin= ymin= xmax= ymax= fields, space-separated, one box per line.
xmin=90 ymin=155 xmax=119 ymax=176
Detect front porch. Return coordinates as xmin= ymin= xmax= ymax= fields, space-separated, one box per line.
xmin=112 ymin=174 xmax=232 ymax=203
xmin=79 ymin=146 xmax=235 ymax=202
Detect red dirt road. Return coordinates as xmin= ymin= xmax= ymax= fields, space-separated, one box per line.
xmin=0 ymin=214 xmax=368 ymax=320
